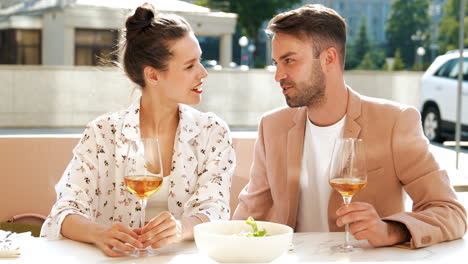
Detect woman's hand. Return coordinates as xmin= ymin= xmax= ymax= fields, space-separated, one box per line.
xmin=136 ymin=211 xmax=183 ymax=249
xmin=91 ymin=222 xmax=143 ymax=257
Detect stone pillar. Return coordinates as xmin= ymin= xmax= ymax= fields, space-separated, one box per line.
xmin=220 ymin=34 xmax=232 ymax=68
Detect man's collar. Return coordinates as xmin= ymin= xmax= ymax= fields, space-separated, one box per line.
xmin=346 ymin=86 xmax=362 ymax=121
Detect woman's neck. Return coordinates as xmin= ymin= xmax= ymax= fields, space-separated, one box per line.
xmin=139 ymin=92 xmax=179 ymax=138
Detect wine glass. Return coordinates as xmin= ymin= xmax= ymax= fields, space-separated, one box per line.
xmin=328 ymin=138 xmax=368 ymax=253
xmin=124 ymin=138 xmax=164 ymax=257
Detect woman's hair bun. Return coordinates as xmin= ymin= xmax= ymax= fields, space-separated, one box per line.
xmin=125 ymin=3 xmax=157 ymax=40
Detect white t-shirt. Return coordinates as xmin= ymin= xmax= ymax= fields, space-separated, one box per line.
xmin=145 ymin=174 xmax=171 ymax=222
xmin=295 ymin=113 xmax=346 ymax=232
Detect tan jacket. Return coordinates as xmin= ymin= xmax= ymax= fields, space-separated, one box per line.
xmin=233 ymin=88 xmax=467 ymax=248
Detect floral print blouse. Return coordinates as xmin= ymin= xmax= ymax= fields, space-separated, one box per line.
xmin=40 ymin=99 xmax=236 ymax=239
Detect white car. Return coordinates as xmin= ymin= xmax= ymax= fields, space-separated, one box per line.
xmin=419 ymin=50 xmax=468 ymax=142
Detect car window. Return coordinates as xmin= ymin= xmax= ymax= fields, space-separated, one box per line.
xmin=434 ymin=59 xmax=457 ymax=78
xmin=447 ymin=58 xmax=468 ymax=80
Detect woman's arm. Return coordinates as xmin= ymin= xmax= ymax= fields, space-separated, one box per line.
xmin=62 ymin=214 xmax=142 ymax=257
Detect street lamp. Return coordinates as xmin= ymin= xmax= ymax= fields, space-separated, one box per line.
xmin=416 ymin=46 xmax=426 ymax=71
xmin=411 ymin=30 xmax=427 ymax=70
xmin=238 ymin=36 xmax=248 ymax=66
xmin=248 ymin=44 xmax=256 ymax=68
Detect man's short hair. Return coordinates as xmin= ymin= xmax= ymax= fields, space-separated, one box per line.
xmin=266 ymin=4 xmax=347 ymax=68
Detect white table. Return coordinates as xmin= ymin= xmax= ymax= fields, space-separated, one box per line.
xmin=2 ymin=232 xmax=467 ymax=263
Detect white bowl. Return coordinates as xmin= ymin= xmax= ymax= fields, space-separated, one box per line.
xmin=194 ymin=220 xmax=293 ymax=263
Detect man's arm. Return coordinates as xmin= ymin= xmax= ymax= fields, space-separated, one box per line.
xmin=383 ymin=106 xmax=467 ymax=248
xmin=233 ymin=117 xmax=274 ymax=221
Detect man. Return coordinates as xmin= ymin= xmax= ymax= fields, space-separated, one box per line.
xmin=233 ymin=4 xmax=466 ymax=248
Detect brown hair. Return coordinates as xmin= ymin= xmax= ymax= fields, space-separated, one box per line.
xmin=123 ymin=3 xmax=192 ymax=88
xmin=266 ymin=4 xmax=347 ymax=68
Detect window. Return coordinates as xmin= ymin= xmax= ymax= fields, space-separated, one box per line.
xmin=434 ymin=59 xmax=457 ymax=78
xmin=447 ymin=58 xmax=468 ymax=80
xmin=0 ymin=29 xmax=41 ymax=64
xmin=75 ymin=29 xmax=118 ymax=66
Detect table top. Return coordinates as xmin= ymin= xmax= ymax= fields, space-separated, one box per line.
xmin=2 ymin=232 xmax=467 ymax=263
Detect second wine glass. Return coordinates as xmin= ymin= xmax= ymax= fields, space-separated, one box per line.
xmin=328 ymin=138 xmax=368 ymax=253
xmin=124 ymin=137 xmax=164 ymax=257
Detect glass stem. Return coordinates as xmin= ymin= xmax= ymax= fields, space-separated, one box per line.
xmin=139 ymin=199 xmax=147 ymax=228
xmin=343 ymin=196 xmax=353 ymax=248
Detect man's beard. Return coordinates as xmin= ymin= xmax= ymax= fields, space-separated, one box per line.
xmin=283 ymin=63 xmax=326 ymax=108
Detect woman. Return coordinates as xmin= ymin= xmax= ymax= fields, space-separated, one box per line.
xmin=40 ymin=3 xmax=236 ymax=257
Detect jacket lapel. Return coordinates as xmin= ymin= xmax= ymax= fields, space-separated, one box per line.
xmin=328 ymin=87 xmax=363 ymax=231
xmin=343 ymin=88 xmax=362 ymax=139
xmin=286 ymin=107 xmax=307 ymax=228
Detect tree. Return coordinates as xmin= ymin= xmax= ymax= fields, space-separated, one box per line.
xmin=357 ymin=52 xmax=378 ymax=70
xmin=385 ymin=0 xmax=430 ymax=69
xmin=355 ymin=17 xmax=370 ymax=64
xmin=194 ymin=0 xmax=302 ymax=66
xmin=346 ymin=16 xmax=385 ymax=70
xmin=393 ymin=49 xmax=406 ymax=71
xmin=438 ymin=0 xmax=468 ymax=53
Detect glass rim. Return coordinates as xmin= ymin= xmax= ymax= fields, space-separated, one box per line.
xmin=339 ymin=137 xmax=363 ymax=142
xmin=124 ymin=174 xmax=163 ymax=178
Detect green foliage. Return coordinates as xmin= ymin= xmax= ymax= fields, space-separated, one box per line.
xmin=345 ymin=45 xmax=359 ymax=70
xmin=195 ymin=0 xmax=302 ymax=66
xmin=438 ymin=0 xmax=468 ymax=53
xmin=385 ymin=0 xmax=430 ymax=68
xmin=345 ymin=17 xmax=385 ymax=71
xmin=357 ymin=52 xmax=378 ymax=70
xmin=355 ymin=17 xmax=370 ymax=63
xmin=393 ymin=49 xmax=406 ymax=71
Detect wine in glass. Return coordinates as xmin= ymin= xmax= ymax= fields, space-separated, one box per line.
xmin=328 ymin=138 xmax=368 ymax=253
xmin=124 ymin=137 xmax=164 ymax=257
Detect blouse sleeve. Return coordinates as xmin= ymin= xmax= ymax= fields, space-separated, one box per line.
xmin=182 ymin=118 xmax=236 ymax=221
xmin=40 ymin=123 xmax=101 ymax=239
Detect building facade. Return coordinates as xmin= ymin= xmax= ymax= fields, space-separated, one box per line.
xmin=0 ymin=0 xmax=237 ymax=67
xmin=303 ymin=0 xmax=392 ymax=45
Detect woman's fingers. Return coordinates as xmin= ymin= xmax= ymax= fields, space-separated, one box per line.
xmin=143 ymin=224 xmax=177 ymax=248
xmin=93 ymin=223 xmax=144 ymax=257
xmin=150 ymin=233 xmax=179 ymax=249
xmin=140 ymin=217 xmax=175 ymax=242
xmin=108 ymin=238 xmax=137 ymax=254
xmin=142 ymin=211 xmax=172 ymax=234
xmin=101 ymin=245 xmax=125 ymax=257
xmin=114 ymin=230 xmax=144 ymax=249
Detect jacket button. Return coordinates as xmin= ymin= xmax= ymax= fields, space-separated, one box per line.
xmin=421 ymin=236 xmax=432 ymax=244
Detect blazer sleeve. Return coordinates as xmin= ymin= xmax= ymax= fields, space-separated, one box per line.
xmin=382 ymin=106 xmax=467 ymax=248
xmin=232 ymin=116 xmax=274 ymax=221
xmin=40 ymin=123 xmax=100 ymax=239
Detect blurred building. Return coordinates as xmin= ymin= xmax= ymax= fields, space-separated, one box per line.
xmin=305 ymin=0 xmax=448 ymax=54
xmin=0 ymin=0 xmax=237 ymax=67
xmin=428 ymin=0 xmax=448 ymax=60
xmin=304 ymin=0 xmax=392 ymax=45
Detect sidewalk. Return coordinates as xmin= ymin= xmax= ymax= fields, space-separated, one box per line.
xmin=430 ymin=144 xmax=468 ymax=191
xmin=430 ymin=144 xmax=468 ymax=208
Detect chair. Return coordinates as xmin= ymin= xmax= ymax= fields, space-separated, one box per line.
xmin=0 ymin=213 xmax=46 ymax=237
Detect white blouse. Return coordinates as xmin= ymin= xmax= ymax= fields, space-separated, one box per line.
xmin=41 ymin=98 xmax=236 ymax=239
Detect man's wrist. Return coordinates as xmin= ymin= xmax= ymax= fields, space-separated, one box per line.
xmin=386 ymin=221 xmax=411 ymax=245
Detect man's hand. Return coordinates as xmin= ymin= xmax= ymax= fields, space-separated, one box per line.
xmin=336 ymin=202 xmax=410 ymax=247
xmin=136 ymin=211 xmax=183 ymax=249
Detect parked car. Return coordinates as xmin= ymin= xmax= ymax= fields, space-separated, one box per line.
xmin=419 ymin=50 xmax=468 ymax=142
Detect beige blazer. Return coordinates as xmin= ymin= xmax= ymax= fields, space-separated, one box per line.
xmin=233 ymin=88 xmax=467 ymax=248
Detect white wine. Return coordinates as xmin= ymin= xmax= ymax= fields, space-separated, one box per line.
xmin=329 ymin=178 xmax=367 ymax=197
xmin=124 ymin=175 xmax=163 ymax=199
